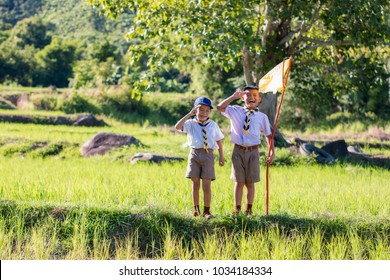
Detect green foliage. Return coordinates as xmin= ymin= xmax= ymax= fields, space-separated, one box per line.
xmin=90 ymin=0 xmax=390 ymax=128
xmin=70 ymin=59 xmax=100 ymax=88
xmin=0 ymin=41 xmax=37 ymax=85
xmin=34 ymin=37 xmax=78 ymax=87
xmin=0 ymin=0 xmax=134 ymax=88
xmin=142 ymin=94 xmax=194 ymax=125
xmin=8 ymin=16 xmax=52 ymax=49
xmin=98 ymin=86 xmax=139 ymax=113
xmin=31 ymin=142 xmax=68 ymax=158
xmin=0 ymin=0 xmax=45 ymax=28
xmin=30 ymin=93 xmax=59 ymax=111
xmin=60 ymin=92 xmax=101 ymax=114
xmin=1 ymin=0 xmax=390 ymax=128
xmin=88 ymin=39 xmax=118 ymax=62
xmin=280 ymin=46 xmax=390 ymax=130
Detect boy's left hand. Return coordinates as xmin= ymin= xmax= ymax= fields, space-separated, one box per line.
xmin=219 ymin=157 xmax=225 ymax=166
xmin=267 ymin=152 xmax=275 ymax=165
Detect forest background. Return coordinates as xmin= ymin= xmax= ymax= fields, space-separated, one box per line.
xmin=1 ymin=0 xmax=390 ymax=261
xmin=0 ymin=0 xmax=389 ymax=131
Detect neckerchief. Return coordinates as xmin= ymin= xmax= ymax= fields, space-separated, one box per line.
xmin=242 ymin=107 xmax=259 ymax=134
xmin=195 ymin=117 xmax=211 ymax=152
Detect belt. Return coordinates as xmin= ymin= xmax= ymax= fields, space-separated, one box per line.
xmin=235 ymin=144 xmax=259 ymax=151
xmin=191 ymin=148 xmax=214 ymax=151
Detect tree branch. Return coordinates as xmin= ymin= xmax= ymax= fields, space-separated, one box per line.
xmin=262 ymin=1 xmax=274 ymax=48
xmin=285 ymin=0 xmax=322 ymax=54
xmin=242 ymin=45 xmax=254 ymax=86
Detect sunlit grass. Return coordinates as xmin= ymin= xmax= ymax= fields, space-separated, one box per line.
xmin=1 ymin=155 xmax=389 ymax=219
xmin=0 ymin=121 xmax=389 ymax=260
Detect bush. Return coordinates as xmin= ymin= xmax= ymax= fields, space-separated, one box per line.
xmin=30 ymin=93 xmax=58 ymax=110
xmin=98 ymin=86 xmax=143 ymax=113
xmin=142 ymin=94 xmax=194 ymax=125
xmin=59 ymin=93 xmax=101 ymax=114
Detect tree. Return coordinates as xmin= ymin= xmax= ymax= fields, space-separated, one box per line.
xmin=34 ymin=37 xmax=78 ymax=87
xmin=9 ymin=17 xmax=52 ymax=49
xmin=90 ymin=0 xmax=389 ymax=134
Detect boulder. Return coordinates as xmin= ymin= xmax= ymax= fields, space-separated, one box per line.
xmin=347 ymin=146 xmax=363 ymax=153
xmin=299 ymin=143 xmax=335 ymax=164
xmin=131 ymin=152 xmax=184 ymax=164
xmin=321 ymin=140 xmax=349 ymax=158
xmin=72 ymin=114 xmax=107 ymax=127
xmin=81 ymin=132 xmax=140 ymax=157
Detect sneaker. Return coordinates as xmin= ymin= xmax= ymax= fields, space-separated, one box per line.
xmin=193 ymin=211 xmax=200 ymax=217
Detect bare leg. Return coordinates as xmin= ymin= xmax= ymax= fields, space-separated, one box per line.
xmin=245 ymin=182 xmax=255 ymax=216
xmin=245 ymin=182 xmax=255 ymax=205
xmin=234 ymin=182 xmax=245 ymax=214
xmin=202 ymin=179 xmax=212 ymax=207
xmin=191 ymin=178 xmax=201 ymax=216
xmin=202 ymin=179 xmax=214 ymax=218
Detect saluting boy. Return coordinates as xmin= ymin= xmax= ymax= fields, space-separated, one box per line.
xmin=217 ymin=85 xmax=275 ymax=216
xmin=175 ymin=97 xmax=224 ymax=219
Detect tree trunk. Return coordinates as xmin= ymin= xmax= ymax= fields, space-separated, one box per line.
xmin=258 ymin=93 xmax=290 ymax=147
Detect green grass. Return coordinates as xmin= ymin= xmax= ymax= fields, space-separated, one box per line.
xmin=0 ymin=121 xmax=389 ymax=260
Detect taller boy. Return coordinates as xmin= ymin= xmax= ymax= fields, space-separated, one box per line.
xmin=217 ymin=85 xmax=275 ymax=216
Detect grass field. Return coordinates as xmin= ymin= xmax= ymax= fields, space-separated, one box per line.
xmin=0 ymin=120 xmax=389 ymax=260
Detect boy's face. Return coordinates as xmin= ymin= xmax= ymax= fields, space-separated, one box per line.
xmin=242 ymin=89 xmax=262 ymax=109
xmin=196 ymin=104 xmax=212 ymax=121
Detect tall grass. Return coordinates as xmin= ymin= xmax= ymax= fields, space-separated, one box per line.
xmin=1 ymin=156 xmax=388 ymax=218
xmin=1 ymin=211 xmax=388 ymax=260
xmin=0 ymin=122 xmax=389 ymax=260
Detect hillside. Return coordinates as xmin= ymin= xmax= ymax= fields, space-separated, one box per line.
xmin=0 ymin=0 xmax=133 ymax=51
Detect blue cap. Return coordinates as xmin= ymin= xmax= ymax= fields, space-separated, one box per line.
xmin=194 ymin=96 xmax=213 ymax=109
xmin=244 ymin=85 xmax=258 ymax=91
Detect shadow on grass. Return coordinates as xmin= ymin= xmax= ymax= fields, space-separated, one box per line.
xmin=1 ymin=200 xmax=389 ymax=259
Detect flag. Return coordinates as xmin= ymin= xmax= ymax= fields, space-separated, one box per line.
xmin=258 ymin=57 xmax=292 ymax=94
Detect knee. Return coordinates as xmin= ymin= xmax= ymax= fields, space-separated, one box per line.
xmin=192 ymin=178 xmax=201 ymax=184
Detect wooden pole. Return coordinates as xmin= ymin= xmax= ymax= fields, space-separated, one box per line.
xmin=265 ymin=57 xmax=292 ymax=216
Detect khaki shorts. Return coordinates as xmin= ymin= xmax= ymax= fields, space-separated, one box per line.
xmin=185 ymin=148 xmax=215 ymax=180
xmin=231 ymin=145 xmax=260 ymax=183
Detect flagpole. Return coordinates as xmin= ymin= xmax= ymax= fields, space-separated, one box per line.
xmin=265 ymin=56 xmax=292 ymax=216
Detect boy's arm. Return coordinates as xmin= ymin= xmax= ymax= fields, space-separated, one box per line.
xmin=265 ymin=134 xmax=275 ymax=165
xmin=174 ymin=106 xmax=199 ymax=131
xmin=217 ymin=90 xmax=245 ymax=113
xmin=216 ymin=139 xmax=224 ymax=166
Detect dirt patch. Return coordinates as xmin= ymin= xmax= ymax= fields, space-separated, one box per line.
xmin=0 ymin=113 xmax=107 ymax=127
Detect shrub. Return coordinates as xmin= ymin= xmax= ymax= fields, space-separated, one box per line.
xmin=59 ymin=93 xmax=101 ymax=114
xmin=142 ymin=94 xmax=193 ymax=125
xmin=30 ymin=94 xmax=58 ymax=110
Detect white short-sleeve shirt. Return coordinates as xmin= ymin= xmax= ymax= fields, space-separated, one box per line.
xmin=222 ymin=105 xmax=271 ymax=146
xmin=183 ymin=119 xmax=224 ymax=149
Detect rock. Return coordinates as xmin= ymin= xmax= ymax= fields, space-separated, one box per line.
xmin=320 ymin=140 xmax=349 ymax=158
xmin=347 ymin=146 xmax=363 ymax=153
xmin=131 ymin=152 xmax=184 ymax=164
xmin=81 ymin=132 xmax=140 ymax=157
xmin=72 ymin=114 xmax=107 ymax=127
xmin=299 ymin=143 xmax=335 ymax=164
